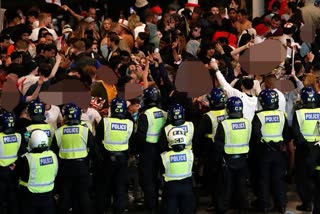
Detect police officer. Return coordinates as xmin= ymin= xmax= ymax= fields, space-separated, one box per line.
xmin=292 ymin=87 xmax=320 ymax=212
xmin=16 ymin=129 xmax=58 ymax=214
xmin=51 ymin=103 xmax=94 ymax=214
xmin=214 ymin=96 xmax=251 ymax=214
xmin=25 ymin=100 xmax=55 ymax=148
xmin=161 ymin=127 xmax=195 ymax=214
xmin=197 ymin=88 xmax=227 ymax=210
xmin=163 ymin=103 xmax=194 ymax=150
xmin=136 ymin=87 xmax=167 ymax=213
xmin=95 ymin=97 xmax=134 ymax=214
xmin=251 ymin=89 xmax=290 ymax=213
xmin=0 ymin=112 xmax=24 ymax=214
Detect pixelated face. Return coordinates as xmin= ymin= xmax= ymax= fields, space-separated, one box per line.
xmin=103 ymin=20 xmax=111 ymax=31
xmin=211 ymin=7 xmax=219 ymax=15
xmin=271 ymin=19 xmax=281 ymax=29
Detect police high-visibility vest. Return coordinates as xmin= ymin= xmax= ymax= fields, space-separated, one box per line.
xmin=256 ymin=110 xmax=285 ymax=143
xmin=164 ymin=121 xmax=194 ymax=149
xmin=205 ymin=109 xmax=227 ymax=142
xmin=161 ymin=149 xmax=193 ymax=182
xmin=0 ymin=132 xmax=21 ymax=167
xmin=55 ymin=124 xmax=89 ymax=159
xmin=19 ymin=151 xmax=58 ymax=193
xmin=102 ymin=117 xmax=133 ymax=151
xmin=221 ymin=118 xmax=251 ymax=154
xmin=81 ymin=121 xmax=93 ymax=133
xmin=143 ymin=107 xmax=167 ymax=143
xmin=295 ymin=108 xmax=320 ymax=142
xmin=26 ymin=124 xmax=55 ymax=147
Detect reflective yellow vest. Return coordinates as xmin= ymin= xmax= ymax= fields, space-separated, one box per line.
xmin=256 ymin=110 xmax=285 ymax=143
xmin=26 ymin=124 xmax=55 ymax=147
xmin=295 ymin=108 xmax=320 ymax=142
xmin=161 ymin=149 xmax=193 ymax=182
xmin=55 ymin=124 xmax=89 ymax=159
xmin=205 ymin=109 xmax=227 ymax=142
xmin=102 ymin=117 xmax=133 ymax=151
xmin=143 ymin=107 xmax=167 ymax=143
xmin=221 ymin=118 xmax=251 ymax=154
xmin=0 ymin=132 xmax=21 ymax=167
xmin=19 ymin=151 xmax=58 ymax=193
xmin=164 ymin=121 xmax=194 ymax=149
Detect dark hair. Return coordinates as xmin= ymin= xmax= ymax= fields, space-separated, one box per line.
xmin=43 ymin=32 xmax=53 ymax=38
xmin=108 ymin=32 xmax=120 ymax=45
xmin=44 ymin=44 xmax=57 ymax=52
xmin=271 ymin=14 xmax=281 ymax=22
xmin=138 ymin=32 xmax=149 ymax=42
xmin=0 ymin=34 xmax=10 ymax=42
xmin=27 ymin=10 xmax=39 ymax=18
xmin=242 ymin=78 xmax=254 ymax=90
xmin=237 ymin=9 xmax=248 ymax=16
xmin=38 ymin=63 xmax=52 ymax=77
xmin=271 ymin=1 xmax=281 ymax=10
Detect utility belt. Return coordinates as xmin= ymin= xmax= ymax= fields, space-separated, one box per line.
xmin=106 ymin=150 xmax=128 ymax=156
xmin=61 ymin=158 xmax=86 ymax=162
xmin=261 ymin=140 xmax=283 ymax=152
xmin=225 ymin=154 xmax=246 ymax=160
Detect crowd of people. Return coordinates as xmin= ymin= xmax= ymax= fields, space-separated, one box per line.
xmin=0 ymin=0 xmax=320 ymax=213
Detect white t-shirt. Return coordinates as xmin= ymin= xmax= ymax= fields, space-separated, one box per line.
xmin=17 ymin=74 xmax=40 ymax=96
xmin=81 ymin=107 xmax=102 ymax=136
xmin=29 ymin=27 xmax=58 ymax=42
xmin=216 ymin=71 xmax=258 ymax=122
xmin=274 ymin=88 xmax=286 ymax=112
xmin=45 ymin=105 xmax=63 ymax=130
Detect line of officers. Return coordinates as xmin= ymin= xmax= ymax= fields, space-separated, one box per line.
xmin=0 ymin=86 xmax=319 ymax=214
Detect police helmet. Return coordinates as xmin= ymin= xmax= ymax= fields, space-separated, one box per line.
xmin=168 ymin=127 xmax=186 ymax=150
xmin=27 ymin=100 xmax=46 ymax=122
xmin=226 ymin=96 xmax=243 ymax=118
xmin=207 ymin=88 xmax=226 ymax=109
xmin=259 ymin=89 xmax=279 ymax=110
xmin=111 ymin=97 xmax=127 ymax=118
xmin=63 ymin=103 xmax=82 ymax=124
xmin=168 ymin=103 xmax=185 ymax=126
xmin=142 ymin=87 xmax=160 ymax=106
xmin=1 ymin=112 xmax=15 ymax=132
xmin=300 ymin=87 xmax=317 ymax=108
xmin=29 ymin=129 xmax=48 ymax=149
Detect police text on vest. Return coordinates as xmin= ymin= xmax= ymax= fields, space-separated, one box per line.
xmin=40 ymin=156 xmax=53 ymax=166
xmin=265 ymin=115 xmax=280 ymax=123
xmin=232 ymin=122 xmax=246 ymax=130
xmin=111 ymin=123 xmax=127 ymax=131
xmin=170 ymin=154 xmax=187 ymax=163
xmin=153 ymin=111 xmax=164 ymax=119
xmin=305 ymin=113 xmax=320 ymax=120
xmin=3 ymin=135 xmax=17 ymax=144
xmin=63 ymin=127 xmax=80 ymax=134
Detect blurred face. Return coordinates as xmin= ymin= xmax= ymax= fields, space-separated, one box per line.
xmin=21 ymin=33 xmax=30 ymax=41
xmin=192 ymin=27 xmax=201 ymax=38
xmin=88 ymin=22 xmax=96 ymax=30
xmin=237 ymin=13 xmax=244 ymax=23
xmin=1 ymin=39 xmax=10 ymax=48
xmin=45 ymin=35 xmax=53 ymax=44
xmin=136 ymin=36 xmax=144 ymax=46
xmin=271 ymin=19 xmax=281 ymax=30
xmin=88 ymin=8 xmax=97 ymax=20
xmin=103 ymin=20 xmax=111 ymax=31
xmin=38 ymin=37 xmax=46 ymax=44
xmin=228 ymin=10 xmax=237 ymax=21
xmin=211 ymin=7 xmax=219 ymax=15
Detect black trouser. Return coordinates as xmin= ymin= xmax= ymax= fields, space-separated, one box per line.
xmin=203 ymin=143 xmax=220 ymax=208
xmin=0 ymin=166 xmax=18 ymax=214
xmin=313 ymin=171 xmax=320 ymax=214
xmin=216 ymin=156 xmax=248 ymax=214
xmin=19 ymin=187 xmax=54 ymax=214
xmin=295 ymin=144 xmax=315 ymax=207
xmin=58 ymin=160 xmax=91 ymax=214
xmin=161 ymin=177 xmax=195 ymax=214
xmin=257 ymin=151 xmax=287 ymax=210
xmin=139 ymin=145 xmax=161 ymax=212
xmin=95 ymin=151 xmax=129 ymax=214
